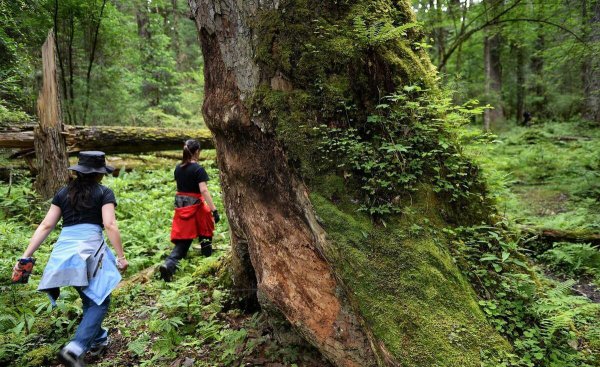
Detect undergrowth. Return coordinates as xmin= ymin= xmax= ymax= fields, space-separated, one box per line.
xmin=447 ymin=224 xmax=600 ymax=366
xmin=0 ymin=156 xmax=324 ymax=367
xmin=464 ymin=120 xmax=600 ymax=234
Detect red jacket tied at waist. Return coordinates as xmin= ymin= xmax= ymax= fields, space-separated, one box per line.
xmin=170 ymin=192 xmax=214 ymax=241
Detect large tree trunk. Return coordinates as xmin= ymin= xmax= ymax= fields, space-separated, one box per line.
xmin=0 ymin=125 xmax=213 ymax=154
xmin=483 ymin=0 xmax=504 ymax=131
xmin=583 ymin=0 xmax=600 ymax=122
xmin=34 ymin=30 xmax=70 ymax=199
xmin=190 ymin=1 xmax=509 ymax=366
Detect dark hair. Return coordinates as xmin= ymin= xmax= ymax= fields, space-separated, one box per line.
xmin=182 ymin=139 xmax=201 ymax=166
xmin=67 ymin=172 xmax=102 ymax=210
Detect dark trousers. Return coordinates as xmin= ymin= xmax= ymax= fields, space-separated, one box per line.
xmin=163 ymin=236 xmax=212 ymax=274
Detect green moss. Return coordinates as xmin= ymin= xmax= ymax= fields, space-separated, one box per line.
xmin=21 ymin=346 xmax=55 ymax=367
xmin=310 ymin=187 xmax=511 ymax=366
xmin=250 ymin=1 xmax=510 ymax=364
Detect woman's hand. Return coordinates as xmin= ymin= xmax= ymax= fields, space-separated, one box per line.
xmin=116 ymin=257 xmax=128 ymax=272
xmin=12 ymin=261 xmax=21 ymax=280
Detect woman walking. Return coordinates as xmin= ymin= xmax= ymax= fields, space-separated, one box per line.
xmin=12 ymin=151 xmax=127 ymax=367
xmin=160 ymin=139 xmax=219 ymax=281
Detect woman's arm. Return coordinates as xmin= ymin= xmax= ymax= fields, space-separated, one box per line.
xmin=21 ymin=204 xmax=62 ymax=258
xmin=102 ymin=203 xmax=128 ymax=271
xmin=199 ymin=182 xmax=217 ymax=212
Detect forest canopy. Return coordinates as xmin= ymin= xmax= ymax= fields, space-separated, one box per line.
xmin=0 ymin=0 xmax=204 ymax=128
xmin=413 ymin=0 xmax=600 ymax=126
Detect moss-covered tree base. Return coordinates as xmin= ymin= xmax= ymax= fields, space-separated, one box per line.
xmin=191 ymin=0 xmax=511 ymax=365
xmin=312 ymin=176 xmax=510 ymax=365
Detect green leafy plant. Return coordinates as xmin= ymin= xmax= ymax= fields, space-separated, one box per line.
xmin=317 ymin=86 xmax=488 ymax=216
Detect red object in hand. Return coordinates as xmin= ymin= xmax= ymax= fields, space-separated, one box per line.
xmin=12 ymin=257 xmax=36 ymax=284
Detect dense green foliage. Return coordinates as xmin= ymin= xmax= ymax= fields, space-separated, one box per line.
xmin=0 ymin=157 xmax=329 ymax=367
xmin=0 ymin=0 xmax=204 ymax=127
xmin=467 ymin=121 xmax=600 ymax=234
xmin=316 ymin=86 xmax=488 ymax=216
xmin=459 ymin=120 xmax=600 ymax=365
xmin=248 ymin=1 xmax=600 ymax=365
xmin=413 ymin=0 xmax=600 ymax=123
xmin=1 ymin=0 xmax=599 ymax=366
xmin=466 ymin=120 xmax=600 ymax=288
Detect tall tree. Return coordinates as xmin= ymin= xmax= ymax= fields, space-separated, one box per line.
xmin=514 ymin=42 xmax=525 ymax=124
xmin=82 ymin=0 xmax=108 ymax=125
xmin=583 ymin=0 xmax=600 ymax=122
xmin=189 ymin=0 xmax=509 ymax=365
xmin=483 ymin=0 xmax=504 ymax=130
xmin=530 ymin=26 xmax=546 ymax=117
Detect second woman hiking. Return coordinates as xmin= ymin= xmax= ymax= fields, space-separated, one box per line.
xmin=159 ymin=139 xmax=219 ymax=281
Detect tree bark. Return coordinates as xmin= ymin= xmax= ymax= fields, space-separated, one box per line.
xmin=171 ymin=0 xmax=184 ymax=70
xmin=483 ymin=0 xmax=504 ymax=131
xmin=515 ymin=43 xmax=525 ymax=124
xmin=190 ymin=1 xmax=509 ymax=366
xmin=583 ymin=0 xmax=600 ymax=122
xmin=34 ymin=30 xmax=70 ymax=199
xmin=0 ymin=125 xmax=213 ymax=155
xmin=53 ymin=0 xmax=72 ymax=125
xmin=82 ymin=0 xmax=108 ymax=125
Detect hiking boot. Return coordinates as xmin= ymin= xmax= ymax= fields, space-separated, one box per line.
xmin=88 ymin=336 xmax=110 ymax=357
xmin=159 ymin=264 xmax=173 ymax=282
xmin=200 ymin=243 xmax=212 ymax=257
xmin=57 ymin=347 xmax=86 ymax=367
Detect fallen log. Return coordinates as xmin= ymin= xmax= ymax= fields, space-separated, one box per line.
xmin=0 ymin=125 xmax=213 ymax=155
xmin=521 ymin=227 xmax=600 ymax=247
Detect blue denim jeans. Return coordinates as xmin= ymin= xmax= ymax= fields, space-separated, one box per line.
xmin=63 ymin=288 xmax=110 ymax=357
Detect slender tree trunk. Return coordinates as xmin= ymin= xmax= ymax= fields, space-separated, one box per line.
xmin=515 ymin=43 xmax=525 ymax=124
xmin=530 ymin=31 xmax=545 ymax=117
xmin=136 ymin=1 xmax=150 ymax=39
xmin=530 ymin=0 xmax=546 ymax=118
xmin=450 ymin=0 xmax=466 ymax=71
xmin=583 ymin=0 xmax=600 ymax=122
xmin=67 ymin=12 xmax=76 ymax=124
xmin=435 ymin=0 xmax=447 ymax=72
xmin=82 ymin=0 xmax=108 ymax=125
xmin=171 ymin=0 xmax=184 ymax=70
xmin=34 ymin=30 xmax=69 ymax=199
xmin=483 ymin=0 xmax=504 ymax=131
xmin=53 ymin=0 xmax=72 ymax=125
xmin=189 ymin=1 xmax=509 ymax=366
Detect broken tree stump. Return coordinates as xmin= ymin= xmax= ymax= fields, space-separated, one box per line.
xmin=34 ymin=30 xmax=69 ymax=199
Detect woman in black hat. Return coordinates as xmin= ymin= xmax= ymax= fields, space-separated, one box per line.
xmin=12 ymin=151 xmax=127 ymax=367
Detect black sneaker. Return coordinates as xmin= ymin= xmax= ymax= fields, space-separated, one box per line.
xmin=159 ymin=264 xmax=172 ymax=282
xmin=88 ymin=336 xmax=109 ymax=357
xmin=200 ymin=243 xmax=212 ymax=257
xmin=57 ymin=347 xmax=86 ymax=367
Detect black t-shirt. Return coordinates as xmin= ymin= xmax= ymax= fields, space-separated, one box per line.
xmin=51 ymin=184 xmax=117 ymax=227
xmin=174 ymin=163 xmax=209 ymax=193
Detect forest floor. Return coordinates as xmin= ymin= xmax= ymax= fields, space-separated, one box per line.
xmin=465 ymin=119 xmax=600 ymax=295
xmin=0 ymin=156 xmax=327 ymax=367
xmin=1 ymin=120 xmax=599 ymax=366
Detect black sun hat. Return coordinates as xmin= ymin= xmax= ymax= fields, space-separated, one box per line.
xmin=68 ymin=151 xmax=114 ymax=174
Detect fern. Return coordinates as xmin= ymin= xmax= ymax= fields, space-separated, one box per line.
xmin=128 ymin=334 xmax=150 ymax=356
xmin=535 ymin=281 xmax=600 ymax=340
xmin=540 ymin=243 xmax=600 ymax=280
xmin=353 ymin=16 xmax=419 ymax=46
